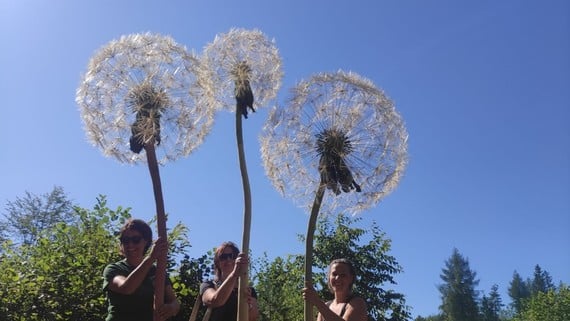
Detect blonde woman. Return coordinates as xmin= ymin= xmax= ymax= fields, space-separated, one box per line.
xmin=303 ymin=258 xmax=368 ymax=321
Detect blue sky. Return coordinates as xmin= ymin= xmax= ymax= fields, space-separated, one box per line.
xmin=1 ymin=0 xmax=568 ymax=318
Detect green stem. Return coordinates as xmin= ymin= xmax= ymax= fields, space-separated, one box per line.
xmin=236 ymin=105 xmax=251 ymax=321
xmin=304 ymin=183 xmax=326 ymax=321
xmin=144 ymin=143 xmax=167 ymax=321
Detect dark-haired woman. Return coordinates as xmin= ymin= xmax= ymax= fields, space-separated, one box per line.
xmin=302 ymin=258 xmax=368 ymax=321
xmin=103 ymin=218 xmax=180 ymax=321
xmin=200 ymin=241 xmax=259 ymax=321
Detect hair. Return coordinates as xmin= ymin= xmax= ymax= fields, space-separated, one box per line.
xmin=119 ymin=218 xmax=153 ymax=255
xmin=327 ymin=258 xmax=356 ymax=293
xmin=213 ymin=241 xmax=240 ymax=281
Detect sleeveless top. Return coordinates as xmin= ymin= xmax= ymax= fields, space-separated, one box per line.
xmin=324 ymin=295 xmax=354 ymax=320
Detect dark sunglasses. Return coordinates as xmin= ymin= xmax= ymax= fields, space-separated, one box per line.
xmin=219 ymin=253 xmax=237 ymax=261
xmin=120 ymin=235 xmax=143 ymax=245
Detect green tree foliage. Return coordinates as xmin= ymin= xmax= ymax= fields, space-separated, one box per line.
xmin=480 ymin=284 xmax=502 ymax=321
xmin=507 ymin=265 xmax=561 ymax=321
xmin=253 ymin=254 xmax=306 ymax=321
xmin=0 ymin=194 xmax=193 ymax=321
xmin=0 ymin=195 xmax=128 ymax=320
xmin=168 ymin=248 xmax=213 ymax=321
xmin=508 ymin=271 xmax=530 ymax=315
xmin=0 ymin=220 xmax=8 ymax=244
xmin=313 ymin=214 xmax=410 ymax=321
xmin=438 ymin=248 xmax=480 ymax=321
xmin=513 ymin=285 xmax=570 ymax=321
xmin=1 ymin=186 xmax=73 ymax=246
xmin=414 ymin=315 xmax=444 ymax=321
xmin=254 ymin=213 xmax=410 ymax=321
xmin=529 ymin=264 xmax=555 ymax=296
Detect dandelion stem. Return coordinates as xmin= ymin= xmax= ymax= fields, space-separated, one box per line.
xmin=236 ymin=103 xmax=251 ymax=321
xmin=304 ymin=183 xmax=326 ymax=321
xmin=144 ymin=142 xmax=167 ymax=321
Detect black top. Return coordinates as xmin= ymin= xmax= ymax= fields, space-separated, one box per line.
xmin=103 ymin=259 xmax=171 ymax=321
xmin=200 ymin=280 xmax=257 ymax=321
xmin=324 ymin=295 xmax=355 ymax=320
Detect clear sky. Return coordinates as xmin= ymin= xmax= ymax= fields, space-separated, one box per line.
xmin=1 ymin=0 xmax=568 ymax=318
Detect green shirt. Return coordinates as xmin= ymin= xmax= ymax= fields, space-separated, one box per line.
xmin=103 ymin=259 xmax=170 ymax=321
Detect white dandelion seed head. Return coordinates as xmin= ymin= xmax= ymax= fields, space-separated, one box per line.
xmin=260 ymin=70 xmax=409 ymax=216
xmin=75 ymin=32 xmax=214 ymax=165
xmin=201 ymin=28 xmax=283 ymax=112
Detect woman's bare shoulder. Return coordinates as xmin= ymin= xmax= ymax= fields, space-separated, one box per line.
xmin=348 ymin=296 xmax=367 ymax=311
xmin=346 ymin=296 xmax=368 ymax=320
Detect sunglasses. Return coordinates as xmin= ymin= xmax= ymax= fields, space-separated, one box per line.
xmin=219 ymin=252 xmax=237 ymax=261
xmin=120 ymin=235 xmax=143 ymax=245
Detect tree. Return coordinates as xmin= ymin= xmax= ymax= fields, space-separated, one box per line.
xmin=438 ymin=248 xmax=480 ymax=321
xmin=414 ymin=315 xmax=444 ymax=321
xmin=253 ymin=254 xmax=306 ymax=321
xmin=253 ymin=213 xmax=410 ymax=321
xmin=0 ymin=194 xmax=193 ymax=321
xmin=513 ymin=284 xmax=570 ymax=321
xmin=508 ymin=271 xmax=531 ymax=314
xmin=480 ymin=284 xmax=502 ymax=321
xmin=529 ymin=264 xmax=555 ymax=296
xmin=0 ymin=195 xmax=127 ymax=320
xmin=1 ymin=186 xmax=73 ymax=245
xmin=313 ymin=214 xmax=410 ymax=321
xmin=169 ymin=252 xmax=213 ymax=321
xmin=0 ymin=220 xmax=8 ymax=244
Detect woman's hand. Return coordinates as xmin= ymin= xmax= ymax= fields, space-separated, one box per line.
xmin=247 ymin=290 xmax=259 ymax=321
xmin=232 ymin=252 xmax=249 ymax=276
xmin=302 ymin=282 xmax=321 ymax=305
xmin=148 ymin=237 xmax=168 ymax=261
xmin=155 ymin=302 xmax=177 ymax=321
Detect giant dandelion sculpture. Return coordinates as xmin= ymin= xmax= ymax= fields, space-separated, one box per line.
xmin=76 ymin=32 xmax=213 ymax=321
xmin=260 ymin=70 xmax=408 ymax=321
xmin=201 ymin=28 xmax=282 ymax=321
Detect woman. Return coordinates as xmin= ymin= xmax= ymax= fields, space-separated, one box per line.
xmin=103 ymin=218 xmax=180 ymax=321
xmin=302 ymin=258 xmax=368 ymax=321
xmin=200 ymin=241 xmax=259 ymax=321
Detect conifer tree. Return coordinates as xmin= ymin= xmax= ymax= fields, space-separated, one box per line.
xmin=481 ymin=284 xmax=502 ymax=321
xmin=438 ymin=248 xmax=480 ymax=321
xmin=530 ymin=264 xmax=555 ymax=295
xmin=508 ymin=271 xmax=530 ymax=314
